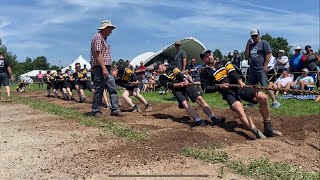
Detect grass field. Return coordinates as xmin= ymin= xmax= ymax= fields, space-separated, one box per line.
xmin=15 ymin=83 xmax=320 ymax=116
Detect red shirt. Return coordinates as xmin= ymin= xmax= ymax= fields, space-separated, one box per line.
xmin=136 ymin=65 xmax=146 ymax=75
xmin=90 ymin=32 xmax=112 ymax=67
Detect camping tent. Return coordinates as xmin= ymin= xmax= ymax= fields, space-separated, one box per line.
xmin=130 ymin=37 xmax=206 ymax=68
xmin=61 ymin=55 xmax=91 ymax=72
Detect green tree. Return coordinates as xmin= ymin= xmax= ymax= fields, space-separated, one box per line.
xmin=213 ymin=49 xmax=223 ymax=60
xmin=50 ymin=65 xmax=60 ymax=70
xmin=260 ymin=33 xmax=292 ymax=57
xmin=33 ymin=56 xmax=50 ymax=69
xmin=0 ymin=39 xmax=19 ymax=73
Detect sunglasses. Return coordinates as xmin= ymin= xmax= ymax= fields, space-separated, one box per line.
xmin=251 ymin=35 xmax=258 ymax=38
xmin=75 ymin=66 xmax=81 ymax=68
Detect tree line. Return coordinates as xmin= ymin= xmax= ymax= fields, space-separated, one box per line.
xmin=0 ymin=39 xmax=61 ymax=76
xmin=1 ymin=34 xmax=319 ymax=76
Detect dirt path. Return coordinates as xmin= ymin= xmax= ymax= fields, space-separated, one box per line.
xmin=0 ymin=102 xmax=249 ymax=180
xmin=1 ymin=91 xmax=319 ymax=179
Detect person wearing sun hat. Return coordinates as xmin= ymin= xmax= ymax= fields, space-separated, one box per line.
xmin=88 ymin=20 xmax=121 ymax=117
xmin=289 ymin=46 xmax=305 ymax=79
xmin=275 ymin=49 xmax=289 ymax=73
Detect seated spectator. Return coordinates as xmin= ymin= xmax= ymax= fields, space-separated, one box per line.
xmin=135 ymin=61 xmax=146 ymax=76
xmin=286 ymin=68 xmax=314 ymax=92
xmin=289 ymin=46 xmax=305 ymax=80
xmin=187 ymin=58 xmax=200 ymax=81
xmin=268 ymin=70 xmax=293 ymax=95
xmin=303 ymin=45 xmax=319 ymax=71
xmin=266 ymin=55 xmax=277 ymax=82
xmin=275 ymin=50 xmax=289 ymax=73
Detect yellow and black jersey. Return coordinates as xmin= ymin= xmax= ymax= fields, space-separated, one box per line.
xmin=73 ymin=69 xmax=87 ymax=81
xmin=44 ymin=74 xmax=51 ymax=83
xmin=200 ymin=60 xmax=241 ymax=93
xmin=115 ymin=66 xmax=139 ymax=88
xmin=158 ymin=65 xmax=186 ymax=91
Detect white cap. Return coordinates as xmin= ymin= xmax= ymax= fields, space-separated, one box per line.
xmin=250 ymin=29 xmax=259 ymax=35
xmin=294 ymin=46 xmax=302 ymax=50
xmin=278 ymin=50 xmax=285 ymax=53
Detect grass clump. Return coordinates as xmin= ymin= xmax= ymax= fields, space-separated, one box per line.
xmin=12 ymin=96 xmax=148 ymax=141
xmin=182 ymin=145 xmax=320 ymax=180
xmin=181 ymin=144 xmax=229 ymax=164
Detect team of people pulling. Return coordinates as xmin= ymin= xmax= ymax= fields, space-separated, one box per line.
xmin=42 ymin=50 xmax=283 ymax=139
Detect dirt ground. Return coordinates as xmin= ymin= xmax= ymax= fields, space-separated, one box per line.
xmin=0 ymin=91 xmax=319 ymax=179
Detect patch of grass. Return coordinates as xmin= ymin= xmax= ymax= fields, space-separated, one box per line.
xmin=182 ymin=145 xmax=320 ymax=180
xmin=12 ymin=96 xmax=148 ymax=141
xmin=226 ymin=158 xmax=320 ymax=180
xmin=181 ymin=144 xmax=229 ymax=164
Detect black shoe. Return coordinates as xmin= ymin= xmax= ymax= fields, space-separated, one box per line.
xmin=110 ymin=111 xmax=124 ymax=117
xmin=264 ymin=121 xmax=283 ymax=137
xmin=79 ymin=98 xmax=84 ymax=103
xmin=83 ymin=98 xmax=87 ymax=103
xmin=211 ymin=116 xmax=226 ymax=126
xmin=195 ymin=120 xmax=207 ymax=127
xmin=85 ymin=111 xmax=103 ymax=118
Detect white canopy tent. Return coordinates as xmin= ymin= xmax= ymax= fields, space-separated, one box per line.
xmin=130 ymin=37 xmax=206 ymax=69
xmin=61 ymin=55 xmax=91 ymax=72
xmin=20 ymin=70 xmax=48 ymax=77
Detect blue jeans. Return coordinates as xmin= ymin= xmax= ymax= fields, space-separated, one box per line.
xmin=91 ymin=66 xmax=120 ymax=113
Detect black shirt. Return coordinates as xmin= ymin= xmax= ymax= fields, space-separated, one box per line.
xmin=0 ymin=59 xmax=10 ymax=73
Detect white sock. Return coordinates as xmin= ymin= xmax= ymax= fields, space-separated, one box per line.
xmin=209 ymin=114 xmax=216 ymax=119
xmin=195 ymin=117 xmax=202 ymax=122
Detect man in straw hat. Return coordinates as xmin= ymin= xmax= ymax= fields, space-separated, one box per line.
xmin=88 ymin=20 xmax=122 ymax=117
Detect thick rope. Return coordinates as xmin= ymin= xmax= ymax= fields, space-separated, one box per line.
xmin=227 ymin=84 xmax=320 ymax=95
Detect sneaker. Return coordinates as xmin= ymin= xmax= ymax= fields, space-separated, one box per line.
xmin=145 ymin=104 xmax=153 ymax=112
xmin=252 ymin=128 xmax=267 ymax=139
xmin=211 ymin=116 xmax=226 ymax=126
xmin=195 ymin=120 xmax=207 ymax=127
xmin=271 ymin=101 xmax=281 ymax=108
xmin=83 ymin=98 xmax=87 ymax=103
xmin=132 ymin=105 xmax=142 ymax=113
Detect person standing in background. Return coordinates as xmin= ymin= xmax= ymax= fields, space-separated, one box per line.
xmin=173 ymin=41 xmax=187 ymax=72
xmin=244 ymin=29 xmax=280 ymax=108
xmin=36 ymin=71 xmax=44 ymax=88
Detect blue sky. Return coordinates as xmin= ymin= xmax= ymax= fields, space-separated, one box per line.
xmin=0 ymin=0 xmax=319 ymax=66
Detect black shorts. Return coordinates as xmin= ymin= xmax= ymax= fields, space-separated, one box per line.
xmin=174 ymin=85 xmax=201 ymax=108
xmin=0 ymin=73 xmax=10 ymax=86
xmin=77 ymin=80 xmax=92 ymax=90
xmin=53 ymin=81 xmax=63 ymax=90
xmin=221 ymin=87 xmax=258 ymax=107
xmin=126 ymin=83 xmax=143 ymax=91
xmin=63 ymin=81 xmax=75 ymax=89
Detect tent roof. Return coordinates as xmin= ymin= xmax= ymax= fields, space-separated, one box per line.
xmin=19 ymin=70 xmax=52 ymax=77
xmin=130 ymin=52 xmax=155 ymax=67
xmin=62 ymin=55 xmax=91 ymax=72
xmin=144 ymin=37 xmax=206 ymax=66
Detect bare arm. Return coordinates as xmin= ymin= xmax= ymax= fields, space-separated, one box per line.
xmin=264 ymin=52 xmax=272 ymax=72
xmin=182 ymin=57 xmax=187 ymax=71
xmin=244 ymin=40 xmax=251 ymax=60
xmin=7 ymin=66 xmax=13 ymax=79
